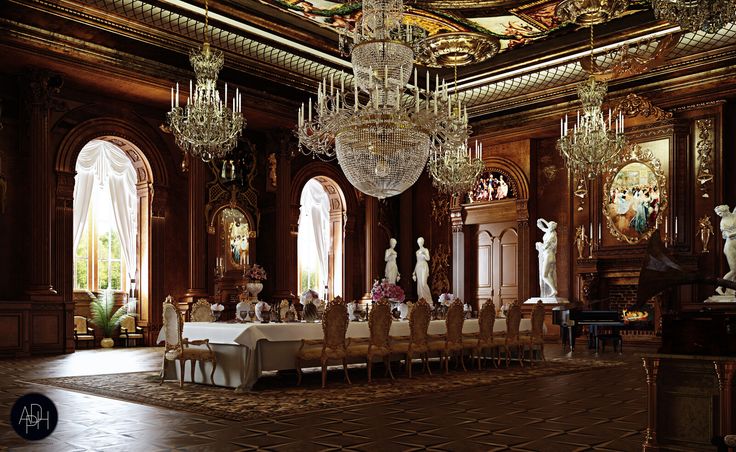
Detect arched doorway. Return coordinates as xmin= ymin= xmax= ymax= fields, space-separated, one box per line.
xmin=297 ymin=176 xmax=346 ymax=300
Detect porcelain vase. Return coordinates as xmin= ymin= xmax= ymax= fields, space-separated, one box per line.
xmin=100 ymin=337 xmax=114 ymax=348
xmin=246 ymin=282 xmax=263 ymax=299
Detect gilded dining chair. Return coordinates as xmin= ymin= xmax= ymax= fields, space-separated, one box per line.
xmin=501 ymin=302 xmax=523 ymax=368
xmin=463 ymin=299 xmax=503 ymax=369
xmin=295 ymin=296 xmax=351 ymax=388
xmin=428 ymin=299 xmax=466 ymax=374
xmin=520 ymin=300 xmax=546 ymax=366
xmin=390 ymin=298 xmax=432 ymax=378
xmin=160 ymin=296 xmax=217 ymax=387
xmin=190 ymin=298 xmax=214 ymax=322
xmin=346 ymin=297 xmax=395 ymax=382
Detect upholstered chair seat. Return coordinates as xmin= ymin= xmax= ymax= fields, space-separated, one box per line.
xmin=74 ymin=315 xmax=95 ymax=349
xmin=119 ymin=315 xmax=144 ymax=347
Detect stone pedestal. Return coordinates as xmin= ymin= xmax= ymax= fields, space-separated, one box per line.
xmin=705 ymin=294 xmax=736 ymax=303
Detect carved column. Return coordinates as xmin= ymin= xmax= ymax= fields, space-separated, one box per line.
xmin=148 ymin=191 xmax=167 ymax=344
xmin=24 ymin=71 xmax=62 ymax=297
xmin=363 ymin=195 xmax=379 ymax=299
xmin=714 ymin=361 xmax=736 ymax=443
xmin=344 ymin=216 xmax=357 ymax=300
xmin=55 ymin=170 xmax=76 ymax=351
xmin=516 ymin=199 xmax=531 ymax=302
xmin=642 ymin=357 xmax=660 ymax=451
xmin=272 ymin=135 xmax=294 ymax=301
xmin=399 ymin=189 xmax=414 ymax=300
xmin=450 ymin=206 xmax=464 ymax=303
xmin=182 ymin=158 xmax=208 ymax=310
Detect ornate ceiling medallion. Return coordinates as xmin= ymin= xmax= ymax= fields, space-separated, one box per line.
xmin=555 ymin=0 xmax=629 ymax=26
xmin=417 ymin=32 xmax=500 ymax=67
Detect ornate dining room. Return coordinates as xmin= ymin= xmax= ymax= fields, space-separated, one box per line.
xmin=1 ymin=0 xmax=736 ymax=449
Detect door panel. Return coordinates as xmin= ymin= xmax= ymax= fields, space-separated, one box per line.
xmin=477 ymin=223 xmax=518 ymax=312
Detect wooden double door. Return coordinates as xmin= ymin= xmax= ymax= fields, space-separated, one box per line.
xmin=477 ymin=222 xmax=519 ymax=311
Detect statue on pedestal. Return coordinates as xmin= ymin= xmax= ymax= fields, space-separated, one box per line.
xmin=384 ymin=238 xmax=400 ymax=284
xmin=715 ymin=205 xmax=736 ymax=295
xmin=535 ymin=218 xmax=558 ymax=298
xmin=412 ymin=237 xmax=432 ymax=304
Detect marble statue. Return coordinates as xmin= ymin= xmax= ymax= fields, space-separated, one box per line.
xmin=715 ymin=205 xmax=736 ymax=295
xmin=384 ymin=238 xmax=400 ymax=284
xmin=412 ymin=237 xmax=432 ymax=304
xmin=535 ymin=218 xmax=558 ymax=298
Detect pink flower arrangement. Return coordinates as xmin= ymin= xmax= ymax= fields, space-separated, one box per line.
xmin=371 ymin=278 xmax=405 ymax=302
xmin=245 ymin=264 xmax=268 ymax=281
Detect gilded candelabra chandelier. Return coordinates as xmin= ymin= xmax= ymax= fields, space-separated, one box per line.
xmin=555 ymin=0 xmax=629 ymax=27
xmin=557 ymin=27 xmax=627 ymax=180
xmin=652 ymin=0 xmax=736 ymax=33
xmin=296 ymin=0 xmax=470 ymax=199
xmin=429 ymin=140 xmax=485 ymax=195
xmin=167 ymin=0 xmax=245 ymax=162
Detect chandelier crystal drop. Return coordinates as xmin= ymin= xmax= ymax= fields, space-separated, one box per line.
xmin=296 ymin=0 xmax=469 ymax=199
xmin=557 ymin=76 xmax=627 ymax=179
xmin=167 ymin=0 xmax=245 ymax=163
xmin=429 ymin=141 xmax=485 ymax=195
xmin=651 ymin=0 xmax=736 ymax=33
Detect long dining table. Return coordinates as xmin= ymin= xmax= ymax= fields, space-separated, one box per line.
xmin=157 ymin=318 xmax=535 ymax=391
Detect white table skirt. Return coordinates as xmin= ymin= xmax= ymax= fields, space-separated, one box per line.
xmin=157 ymin=318 xmax=535 ymax=391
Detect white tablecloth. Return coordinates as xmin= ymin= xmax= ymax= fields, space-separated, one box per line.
xmin=158 ymin=318 xmax=534 ymax=391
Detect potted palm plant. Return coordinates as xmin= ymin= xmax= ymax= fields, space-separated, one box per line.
xmin=89 ymin=291 xmax=128 ymax=348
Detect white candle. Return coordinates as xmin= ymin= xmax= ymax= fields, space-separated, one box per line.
xmin=225 ymin=83 xmax=227 ymax=104
xmin=308 ymin=97 xmax=312 ymax=122
xmin=354 ymin=83 xmax=359 ymax=112
xmin=589 ymin=223 xmax=593 ymax=240
xmin=175 ymin=82 xmax=179 ymax=108
xmin=665 ymin=216 xmax=668 ymax=234
xmin=675 ymin=216 xmax=678 ymax=235
xmin=599 ymin=223 xmax=602 ymax=239
xmin=171 ymin=87 xmax=174 ymax=110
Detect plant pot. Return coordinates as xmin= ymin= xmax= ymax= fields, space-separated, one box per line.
xmin=246 ymin=282 xmax=263 ymax=299
xmin=100 ymin=337 xmax=114 ymax=348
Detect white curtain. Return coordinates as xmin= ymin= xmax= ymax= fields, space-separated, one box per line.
xmin=298 ymin=179 xmax=331 ymax=293
xmin=73 ymin=140 xmax=138 ymax=282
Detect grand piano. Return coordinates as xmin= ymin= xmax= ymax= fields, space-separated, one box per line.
xmin=552 ymin=307 xmax=623 ymax=351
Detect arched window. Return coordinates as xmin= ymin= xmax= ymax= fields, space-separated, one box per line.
xmin=297 ymin=177 xmax=345 ymax=299
xmin=73 ymin=140 xmax=138 ymax=293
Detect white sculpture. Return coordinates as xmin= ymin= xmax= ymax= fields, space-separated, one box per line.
xmin=535 ymin=218 xmax=558 ymax=298
xmin=412 ymin=237 xmax=432 ymax=304
xmin=715 ymin=205 xmax=736 ymax=295
xmin=384 ymin=238 xmax=400 ymax=284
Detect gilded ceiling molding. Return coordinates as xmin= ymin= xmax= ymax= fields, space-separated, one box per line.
xmin=611 ymin=93 xmax=672 ymax=121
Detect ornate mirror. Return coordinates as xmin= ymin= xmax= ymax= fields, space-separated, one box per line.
xmin=603 ymin=144 xmax=668 ymax=244
xmin=217 ymin=207 xmax=253 ymax=268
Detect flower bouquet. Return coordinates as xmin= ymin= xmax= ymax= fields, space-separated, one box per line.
xmin=371 ymin=278 xmax=405 ymax=303
xmin=210 ymin=302 xmax=225 ymax=321
xmin=245 ymin=263 xmax=268 ymax=281
xmin=437 ymin=293 xmax=457 ymax=307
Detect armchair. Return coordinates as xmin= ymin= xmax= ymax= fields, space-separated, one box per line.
xmin=119 ymin=315 xmax=144 ymax=347
xmin=74 ymin=315 xmax=95 ymax=349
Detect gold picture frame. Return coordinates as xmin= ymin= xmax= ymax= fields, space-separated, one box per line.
xmin=602 ymin=144 xmax=668 ymax=245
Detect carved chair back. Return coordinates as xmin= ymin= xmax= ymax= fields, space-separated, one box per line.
xmin=120 ymin=315 xmax=136 ymax=332
xmin=530 ymin=301 xmax=545 ymax=340
xmin=162 ymin=296 xmax=183 ymax=358
xmin=368 ymin=298 xmax=392 ymax=349
xmin=478 ymin=299 xmax=496 ymax=342
xmin=409 ymin=298 xmax=432 ymax=346
xmin=321 ymin=296 xmax=349 ymax=354
xmin=74 ymin=315 xmax=89 ymax=334
xmin=506 ymin=302 xmax=522 ymax=340
xmin=190 ymin=299 xmax=214 ymax=322
xmin=445 ymin=299 xmax=465 ymax=345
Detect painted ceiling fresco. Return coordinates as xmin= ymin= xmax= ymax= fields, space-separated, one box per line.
xmin=259 ymin=0 xmax=568 ymax=53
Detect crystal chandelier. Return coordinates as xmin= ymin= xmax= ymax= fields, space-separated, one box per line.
xmin=557 ymin=27 xmax=627 ymax=180
xmin=429 ymin=141 xmax=485 ymax=195
xmin=296 ymin=0 xmax=469 ymax=199
xmin=652 ymin=0 xmax=736 ymax=33
xmin=167 ymin=0 xmax=245 ymax=162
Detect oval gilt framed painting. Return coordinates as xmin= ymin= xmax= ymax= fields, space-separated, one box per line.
xmin=602 ymin=144 xmax=668 ymax=244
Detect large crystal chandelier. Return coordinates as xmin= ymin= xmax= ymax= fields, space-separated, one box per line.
xmin=296 ymin=0 xmax=469 ymax=199
xmin=167 ymin=0 xmax=245 ymax=162
xmin=557 ymin=27 xmax=627 ymax=180
xmin=652 ymin=0 xmax=736 ymax=33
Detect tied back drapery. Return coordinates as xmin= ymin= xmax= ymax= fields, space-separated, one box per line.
xmin=73 ymin=140 xmax=138 ymax=283
xmin=298 ymin=179 xmax=331 ymax=293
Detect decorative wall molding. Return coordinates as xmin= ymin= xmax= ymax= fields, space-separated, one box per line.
xmin=612 ymin=93 xmax=673 ymax=122
xmin=695 ymin=118 xmax=714 ymax=198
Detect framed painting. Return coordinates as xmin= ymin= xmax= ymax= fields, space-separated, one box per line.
xmin=602 ymin=143 xmax=668 ymax=244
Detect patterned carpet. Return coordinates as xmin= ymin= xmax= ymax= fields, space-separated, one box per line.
xmin=31 ymin=358 xmax=626 ymax=423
